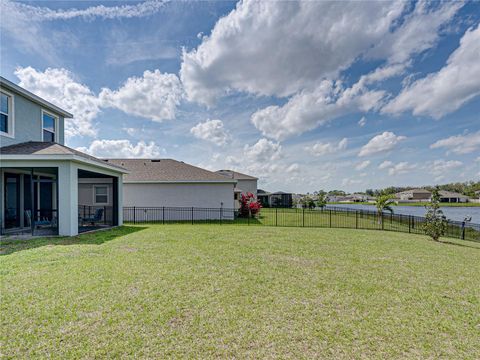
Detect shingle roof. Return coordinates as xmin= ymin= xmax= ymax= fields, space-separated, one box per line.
xmin=439 ymin=190 xmax=469 ymax=198
xmin=0 ymin=141 xmax=126 ymax=171
xmin=216 ymin=169 xmax=258 ymax=180
xmin=106 ymin=159 xmax=237 ymax=183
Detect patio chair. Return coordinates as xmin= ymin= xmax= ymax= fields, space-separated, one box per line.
xmin=80 ymin=208 xmax=104 ymax=226
xmin=25 ymin=210 xmax=57 ymax=229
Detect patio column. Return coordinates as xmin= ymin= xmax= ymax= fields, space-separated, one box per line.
xmin=58 ymin=162 xmax=78 ymax=236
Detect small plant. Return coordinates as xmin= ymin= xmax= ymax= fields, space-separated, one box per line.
xmin=422 ymin=188 xmax=447 ymax=241
xmin=239 ymin=192 xmax=262 ymax=218
xmin=375 ymin=194 xmax=395 ymax=224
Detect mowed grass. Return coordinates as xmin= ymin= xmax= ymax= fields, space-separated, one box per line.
xmin=1 ymin=225 xmax=480 ymax=359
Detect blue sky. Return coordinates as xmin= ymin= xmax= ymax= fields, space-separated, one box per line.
xmin=1 ymin=0 xmax=479 ymax=193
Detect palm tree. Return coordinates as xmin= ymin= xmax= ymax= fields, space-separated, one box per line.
xmin=375 ymin=194 xmax=395 ymax=224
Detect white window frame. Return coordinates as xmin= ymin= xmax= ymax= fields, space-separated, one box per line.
xmin=41 ymin=109 xmax=58 ymax=142
xmin=0 ymin=90 xmax=15 ymax=138
xmin=93 ymin=185 xmax=109 ymax=205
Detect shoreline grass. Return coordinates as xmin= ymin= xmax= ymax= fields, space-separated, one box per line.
xmin=1 ymin=225 xmax=480 ymax=358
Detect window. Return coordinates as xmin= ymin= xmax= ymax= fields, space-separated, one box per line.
xmin=1 ymin=91 xmax=14 ymax=137
xmin=94 ymin=186 xmax=108 ymax=204
xmin=42 ymin=111 xmax=57 ymax=142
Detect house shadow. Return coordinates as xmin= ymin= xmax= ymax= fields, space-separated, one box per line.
xmin=0 ymin=225 xmax=147 ymax=256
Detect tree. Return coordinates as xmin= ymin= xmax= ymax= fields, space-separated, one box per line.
xmin=422 ymin=188 xmax=448 ymax=241
xmin=316 ymin=193 xmax=327 ymax=209
xmin=300 ymin=196 xmax=316 ymax=209
xmin=375 ymin=194 xmax=395 ymax=224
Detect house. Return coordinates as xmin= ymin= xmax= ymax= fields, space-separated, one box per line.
xmin=257 ymin=190 xmax=293 ymax=208
xmin=216 ymin=170 xmax=258 ymax=196
xmin=216 ymin=169 xmax=258 ymax=209
xmin=105 ymin=159 xmax=237 ymax=219
xmin=438 ymin=191 xmax=469 ymax=203
xmin=257 ymin=189 xmax=271 ymax=207
xmin=0 ymin=77 xmax=126 ymax=236
xmin=395 ymin=188 xmax=431 ymax=202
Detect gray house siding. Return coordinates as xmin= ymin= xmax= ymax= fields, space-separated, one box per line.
xmin=0 ymin=87 xmax=65 ymax=146
xmin=78 ymin=178 xmax=113 ymax=206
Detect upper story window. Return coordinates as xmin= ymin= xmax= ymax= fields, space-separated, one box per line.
xmin=42 ymin=111 xmax=57 ymax=142
xmin=1 ymin=91 xmax=14 ymax=137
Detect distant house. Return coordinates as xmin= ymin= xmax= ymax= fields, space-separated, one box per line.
xmin=216 ymin=170 xmax=257 ymax=196
xmin=257 ymin=189 xmax=271 ymax=207
xmin=257 ymin=190 xmax=293 ymax=208
xmin=106 ymin=159 xmax=237 ymax=213
xmin=438 ymin=191 xmax=469 ymax=203
xmin=395 ymin=188 xmax=431 ymax=202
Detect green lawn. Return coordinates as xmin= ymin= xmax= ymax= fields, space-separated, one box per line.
xmin=1 ymin=225 xmax=480 ymax=358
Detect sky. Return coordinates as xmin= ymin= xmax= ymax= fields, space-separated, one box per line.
xmin=1 ymin=0 xmax=479 ymax=193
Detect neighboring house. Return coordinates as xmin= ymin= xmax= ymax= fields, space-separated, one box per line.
xmin=0 ymin=77 xmax=126 ymax=236
xmin=257 ymin=189 xmax=271 ymax=207
xmin=438 ymin=191 xmax=470 ymax=203
xmin=216 ymin=169 xmax=258 ymax=209
xmin=395 ymin=188 xmax=431 ymax=202
xmin=106 ymin=159 xmax=237 ymax=219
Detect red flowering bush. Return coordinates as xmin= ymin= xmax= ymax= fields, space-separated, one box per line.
xmin=239 ymin=192 xmax=262 ymax=217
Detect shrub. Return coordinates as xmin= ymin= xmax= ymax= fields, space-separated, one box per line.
xmin=422 ymin=188 xmax=447 ymax=241
xmin=239 ymin=192 xmax=262 ymax=217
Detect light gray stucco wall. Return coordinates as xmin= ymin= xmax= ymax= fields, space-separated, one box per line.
xmin=236 ymin=179 xmax=257 ymax=196
xmin=0 ymin=90 xmax=65 ymax=147
xmin=122 ymin=183 xmax=235 ymax=209
xmin=78 ymin=178 xmax=113 ymax=206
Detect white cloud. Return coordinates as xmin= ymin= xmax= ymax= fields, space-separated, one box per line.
xmin=14 ymin=67 xmax=184 ymax=138
xmin=15 ymin=66 xmax=100 ymax=138
xmin=367 ymin=1 xmax=463 ymax=65
xmin=383 ymin=24 xmax=480 ymax=118
xmin=355 ymin=160 xmax=371 ymax=171
xmin=358 ymin=116 xmax=367 ymax=127
xmin=251 ymin=80 xmax=385 ymax=140
xmin=244 ymin=138 xmax=282 ymax=163
xmin=430 ymin=131 xmax=480 ymax=155
xmin=190 ymin=119 xmax=229 ymax=146
xmin=378 ymin=160 xmax=393 ymax=170
xmin=358 ymin=132 xmax=407 ymax=157
xmin=388 ymin=162 xmax=417 ymax=176
xmin=181 ymin=1 xmax=405 ymax=105
xmin=306 ymin=138 xmax=348 ymax=157
xmin=430 ymin=159 xmax=463 ymax=176
xmin=77 ymin=139 xmax=163 ymax=158
xmin=4 ymin=0 xmax=167 ymax=21
xmin=99 ymin=70 xmax=183 ymax=122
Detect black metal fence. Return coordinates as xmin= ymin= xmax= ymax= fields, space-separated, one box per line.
xmin=123 ymin=206 xmax=480 ymax=242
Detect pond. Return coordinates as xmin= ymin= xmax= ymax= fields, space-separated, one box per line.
xmin=325 ymin=204 xmax=480 ymax=224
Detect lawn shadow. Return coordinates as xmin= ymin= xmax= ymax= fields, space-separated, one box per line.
xmin=438 ymin=239 xmax=480 ymax=250
xmin=0 ymin=226 xmax=147 ymax=256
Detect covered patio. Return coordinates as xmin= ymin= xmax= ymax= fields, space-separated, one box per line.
xmin=1 ymin=142 xmax=126 ymax=236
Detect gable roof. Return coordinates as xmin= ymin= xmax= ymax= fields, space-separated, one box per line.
xmin=0 ymin=141 xmax=127 ymax=172
xmin=438 ymin=190 xmax=469 ymax=199
xmin=0 ymin=77 xmax=73 ymax=118
xmin=106 ymin=159 xmax=237 ymax=183
xmin=216 ymin=169 xmax=258 ymax=180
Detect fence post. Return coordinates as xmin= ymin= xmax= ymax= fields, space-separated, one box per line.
xmin=408 ymin=215 xmax=411 ymax=233
xmin=191 ymin=207 xmax=194 ymax=225
xmin=461 ymin=222 xmax=465 ymax=240
xmin=104 ymin=206 xmax=107 ymax=225
xmin=329 ymin=209 xmax=332 ymax=228
xmin=133 ymin=206 xmax=136 ymax=224
xmin=275 ymin=208 xmax=278 ymax=226
xmin=381 ymin=213 xmax=384 ymax=230
xmin=303 ymin=208 xmax=305 ymax=227
xmin=162 ymin=206 xmax=165 ymax=224
xmin=220 ymin=206 xmax=223 ymax=225
xmin=355 ymin=211 xmax=358 ymax=229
